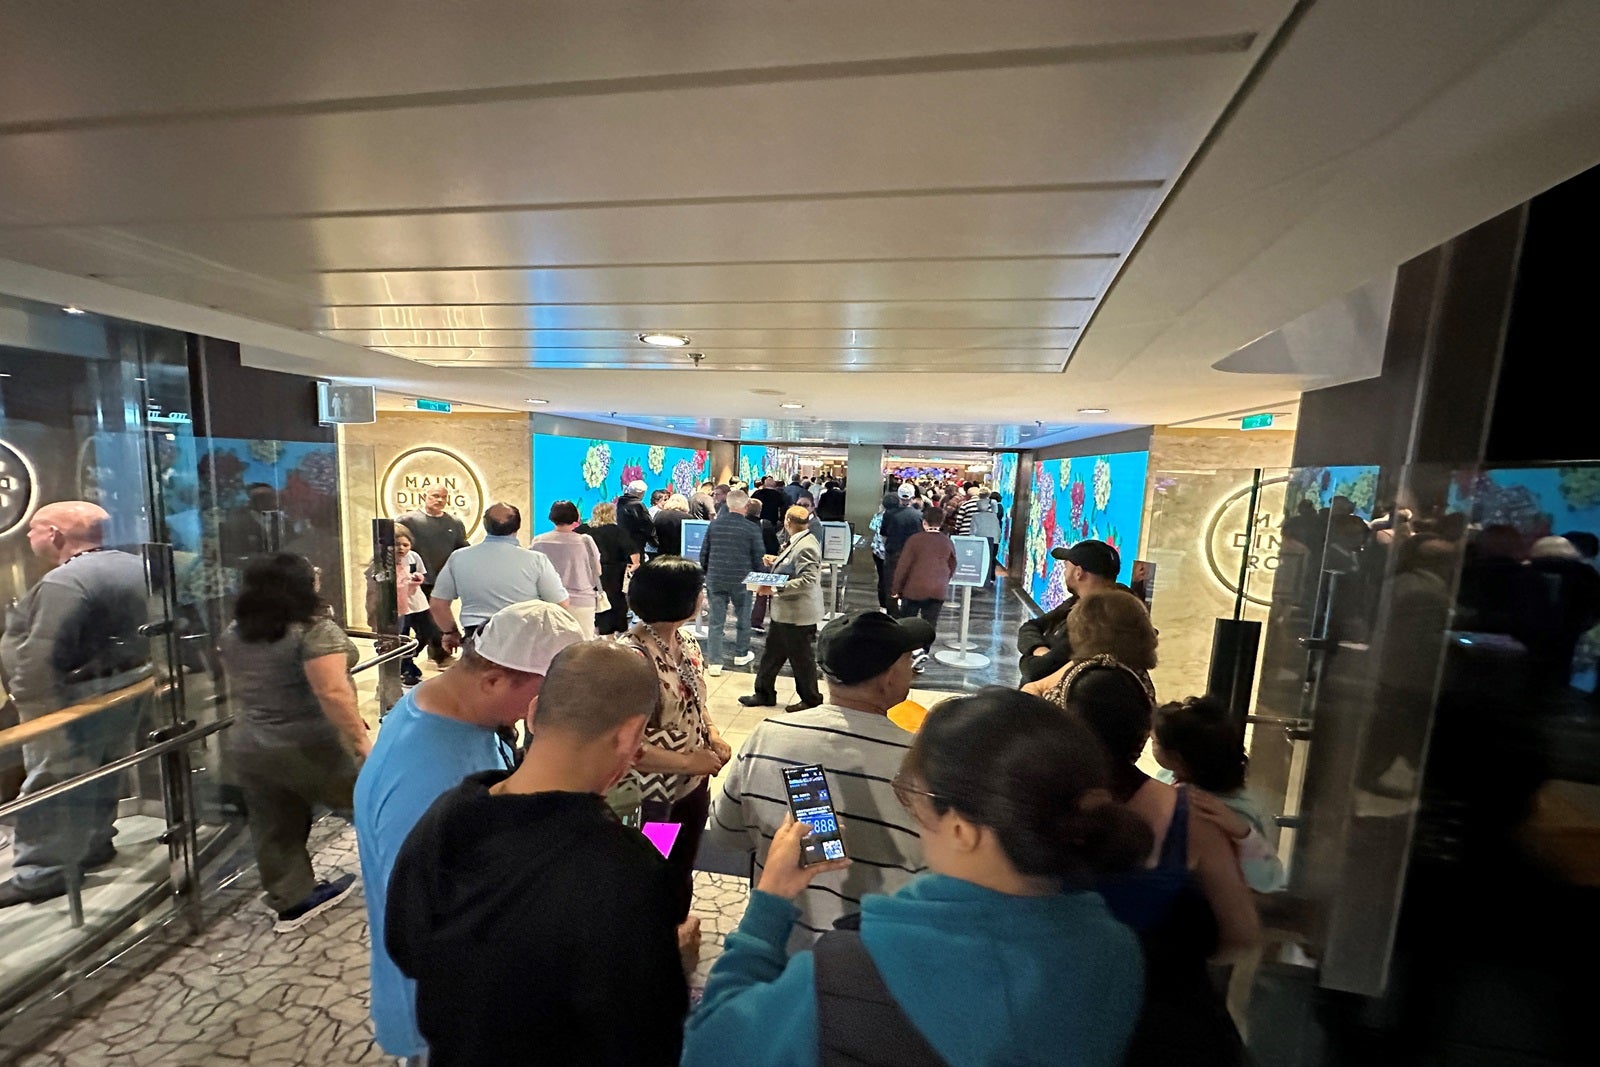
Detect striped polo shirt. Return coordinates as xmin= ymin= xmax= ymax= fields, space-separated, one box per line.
xmin=705 ymin=704 xmax=927 ymax=953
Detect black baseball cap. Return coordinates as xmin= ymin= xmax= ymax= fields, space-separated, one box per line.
xmin=818 ymin=611 xmax=935 ymax=684
xmin=1050 ymin=539 xmax=1121 ymax=579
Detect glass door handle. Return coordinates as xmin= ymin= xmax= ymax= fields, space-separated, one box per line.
xmin=1298 ymin=636 xmax=1338 ymax=652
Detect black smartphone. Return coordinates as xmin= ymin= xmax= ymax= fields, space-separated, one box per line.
xmin=781 ymin=764 xmax=847 ymax=866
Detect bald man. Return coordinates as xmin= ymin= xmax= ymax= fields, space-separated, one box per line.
xmin=427 ymin=503 xmax=568 ymax=651
xmin=385 ymin=641 xmax=687 ymax=1066
xmin=0 ymin=501 xmax=151 ymax=908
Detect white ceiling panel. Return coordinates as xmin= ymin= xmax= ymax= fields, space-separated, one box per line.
xmin=141 ymin=258 xmax=1116 ymax=307
xmin=317 ymin=300 xmax=1096 ymax=333
xmin=320 ymin=327 xmax=1079 ymax=351
xmin=0 ymin=58 xmax=1253 ymax=224
xmin=93 ymin=186 xmax=1160 ymax=272
xmin=398 ymin=346 xmax=1067 ymax=372
xmin=0 ymin=1 xmax=1285 ymax=125
xmin=4 ymin=0 xmax=1596 ymax=448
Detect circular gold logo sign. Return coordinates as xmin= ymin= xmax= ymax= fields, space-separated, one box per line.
xmin=381 ymin=446 xmax=486 ymax=535
xmin=1203 ymin=476 xmax=1290 ymax=608
xmin=0 ymin=439 xmax=39 ymax=538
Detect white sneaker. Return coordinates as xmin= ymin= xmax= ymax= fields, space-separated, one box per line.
xmin=912 ymin=651 xmax=929 ymax=673
xmin=708 ymin=664 xmax=724 ymax=677
xmin=732 ymin=652 xmax=755 ymax=667
xmin=1352 ymin=789 xmax=1418 ymax=819
xmin=1376 ymin=757 xmax=1419 ymax=795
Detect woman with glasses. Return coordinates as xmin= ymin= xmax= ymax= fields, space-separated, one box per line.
xmin=683 ymin=688 xmax=1149 ymax=1067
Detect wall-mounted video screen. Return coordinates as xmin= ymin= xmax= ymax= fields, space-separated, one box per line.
xmin=1023 ymin=450 xmax=1150 ymax=611
xmin=530 ymin=433 xmax=709 ymax=535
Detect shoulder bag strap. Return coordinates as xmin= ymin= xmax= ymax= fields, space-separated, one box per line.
xmin=813 ymin=932 xmax=950 ymax=1067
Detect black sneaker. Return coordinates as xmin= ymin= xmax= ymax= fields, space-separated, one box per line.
xmin=273 ymin=873 xmax=357 ymax=933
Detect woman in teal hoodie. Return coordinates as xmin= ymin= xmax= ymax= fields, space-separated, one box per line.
xmin=683 ymin=688 xmax=1150 ymax=1067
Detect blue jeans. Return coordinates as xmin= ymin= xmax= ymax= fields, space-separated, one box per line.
xmin=704 ymin=585 xmax=752 ymax=663
xmin=12 ymin=695 xmax=146 ymax=892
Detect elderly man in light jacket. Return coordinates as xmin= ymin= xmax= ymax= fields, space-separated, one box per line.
xmin=740 ymin=506 xmax=825 ymax=712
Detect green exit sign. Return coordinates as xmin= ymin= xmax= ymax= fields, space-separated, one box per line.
xmin=414 ymin=398 xmax=452 ymax=413
xmin=1240 ymin=412 xmax=1274 ymax=430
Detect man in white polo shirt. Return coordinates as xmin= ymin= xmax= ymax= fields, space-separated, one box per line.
xmin=705 ymin=610 xmax=930 ymax=952
xmin=428 ymin=502 xmax=569 ymax=648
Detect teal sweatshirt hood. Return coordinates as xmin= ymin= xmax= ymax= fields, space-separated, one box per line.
xmin=685 ymin=873 xmax=1142 ymax=1067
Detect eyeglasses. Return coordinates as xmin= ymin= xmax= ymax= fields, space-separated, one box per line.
xmin=891 ymin=773 xmax=941 ymax=811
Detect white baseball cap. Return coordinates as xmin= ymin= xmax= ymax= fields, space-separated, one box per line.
xmin=897 ymin=483 xmax=916 ymax=499
xmin=473 ymin=600 xmax=584 ymax=675
xmin=625 ymin=479 xmax=648 ymax=496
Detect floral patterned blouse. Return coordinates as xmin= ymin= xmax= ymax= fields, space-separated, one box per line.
xmin=622 ymin=623 xmax=714 ymax=805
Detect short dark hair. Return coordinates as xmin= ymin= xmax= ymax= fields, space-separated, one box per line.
xmin=904 ymin=688 xmax=1151 ymax=882
xmin=535 ymin=642 xmax=660 ymax=739
xmin=651 ymin=489 xmax=671 ymax=506
xmin=1562 ymin=530 xmax=1599 ymax=559
xmin=921 ymin=506 xmax=946 ymax=530
xmin=1067 ymin=669 xmax=1156 ymax=765
xmin=548 ymin=500 xmax=580 ymax=526
xmin=484 ymin=503 xmax=522 ymax=536
xmin=627 ymin=556 xmax=704 ymax=623
xmin=234 ymin=553 xmax=322 ymax=643
xmin=1153 ymin=695 xmax=1246 ymax=793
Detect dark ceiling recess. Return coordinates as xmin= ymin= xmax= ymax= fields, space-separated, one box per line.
xmin=1487 ymin=162 xmax=1600 ymax=464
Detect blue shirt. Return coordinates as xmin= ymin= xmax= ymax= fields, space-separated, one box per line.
xmin=354 ymin=690 xmax=514 ymax=1057
xmin=430 ymin=534 xmax=567 ymax=626
xmin=684 ymin=873 xmax=1142 ymax=1067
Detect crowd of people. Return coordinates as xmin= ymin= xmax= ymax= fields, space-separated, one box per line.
xmin=5 ymin=464 xmax=1597 ymax=1065
xmin=175 ymin=461 xmax=1296 ymax=1066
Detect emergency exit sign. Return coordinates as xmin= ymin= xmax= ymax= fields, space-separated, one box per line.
xmin=1240 ymin=412 xmax=1274 ymax=430
xmin=414 ymin=398 xmax=452 ymax=413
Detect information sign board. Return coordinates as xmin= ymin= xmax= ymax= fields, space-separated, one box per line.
xmin=949 ymin=536 xmax=991 ymax=587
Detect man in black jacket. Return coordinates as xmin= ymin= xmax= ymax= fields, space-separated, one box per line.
xmin=878 ymin=485 xmax=925 ymax=613
xmin=386 ymin=641 xmax=687 ymax=1066
xmin=1016 ymin=539 xmax=1126 ymax=683
xmin=615 ymin=479 xmax=658 ymax=559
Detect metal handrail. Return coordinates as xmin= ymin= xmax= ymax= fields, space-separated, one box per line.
xmin=346 ymin=630 xmax=421 ymax=675
xmin=0 ymin=716 xmax=233 ymax=822
xmin=0 ymin=627 xmax=409 ymax=823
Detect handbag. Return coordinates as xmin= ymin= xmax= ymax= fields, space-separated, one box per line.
xmin=594 ymin=588 xmax=612 ymax=614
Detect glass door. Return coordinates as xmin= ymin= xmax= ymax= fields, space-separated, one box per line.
xmin=0 ymin=296 xmax=201 ymax=1020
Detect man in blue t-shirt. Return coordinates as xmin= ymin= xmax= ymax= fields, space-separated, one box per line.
xmin=355 ymin=600 xmax=584 ymax=1062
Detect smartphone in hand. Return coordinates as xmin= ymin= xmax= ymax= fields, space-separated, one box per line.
xmin=782 ymin=764 xmax=847 ymax=866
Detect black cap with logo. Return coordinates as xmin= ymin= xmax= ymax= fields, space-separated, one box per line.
xmin=817 ymin=611 xmax=936 ymax=685
xmin=1050 ymin=538 xmax=1121 ymax=579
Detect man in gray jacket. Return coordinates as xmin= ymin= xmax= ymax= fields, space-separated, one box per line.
xmin=0 ymin=501 xmax=150 ymax=907
xmin=741 ymin=506 xmax=824 ymax=712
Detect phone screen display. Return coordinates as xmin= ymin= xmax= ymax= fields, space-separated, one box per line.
xmin=782 ymin=764 xmax=847 ymax=866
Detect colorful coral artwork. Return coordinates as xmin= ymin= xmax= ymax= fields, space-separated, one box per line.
xmin=533 ymin=433 xmax=708 ymax=534
xmin=737 ymin=444 xmax=801 ymax=485
xmin=1023 ymin=450 xmax=1149 ymax=611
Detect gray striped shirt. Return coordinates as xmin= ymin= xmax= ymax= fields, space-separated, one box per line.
xmin=705 ymin=704 xmax=926 ymax=953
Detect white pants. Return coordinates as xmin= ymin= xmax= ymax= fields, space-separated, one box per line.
xmin=568 ymin=603 xmax=597 ymax=640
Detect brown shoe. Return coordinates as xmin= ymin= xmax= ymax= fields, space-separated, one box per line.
xmin=785 ymin=700 xmax=821 ymax=713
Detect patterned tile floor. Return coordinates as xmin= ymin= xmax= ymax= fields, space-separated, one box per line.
xmin=13 ymin=816 xmax=751 ymax=1066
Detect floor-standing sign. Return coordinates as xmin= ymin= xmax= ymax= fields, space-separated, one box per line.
xmin=681 ymin=519 xmax=711 ymax=634
xmin=820 ymin=521 xmax=851 ymax=620
xmin=935 ymin=536 xmax=993 ymax=670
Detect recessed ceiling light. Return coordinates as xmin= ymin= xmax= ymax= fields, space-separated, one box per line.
xmin=780 ymin=402 xmax=804 ymax=410
xmin=1077 ymin=407 xmax=1109 ymax=415
xmin=62 ymin=305 xmax=86 ymax=315
xmin=524 ymin=398 xmax=550 ymax=405
xmin=638 ymin=332 xmax=691 ymax=348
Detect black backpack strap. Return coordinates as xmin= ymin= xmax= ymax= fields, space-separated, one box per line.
xmin=813 ymin=931 xmax=950 ymax=1067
